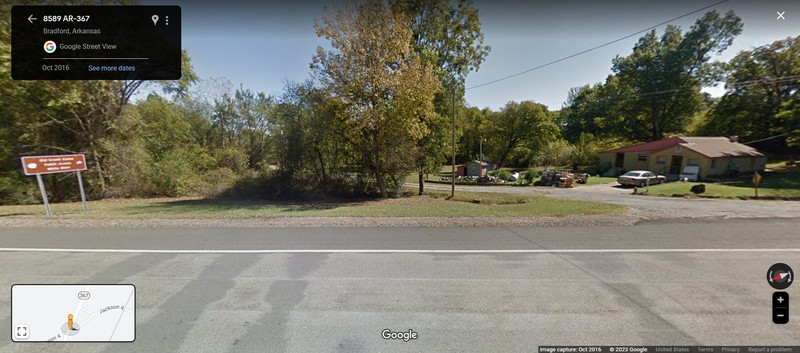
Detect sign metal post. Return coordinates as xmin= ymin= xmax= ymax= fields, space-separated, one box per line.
xmin=77 ymin=170 xmax=88 ymax=213
xmin=35 ymin=174 xmax=52 ymax=217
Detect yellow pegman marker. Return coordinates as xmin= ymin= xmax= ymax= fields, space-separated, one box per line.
xmin=68 ymin=314 xmax=73 ymax=330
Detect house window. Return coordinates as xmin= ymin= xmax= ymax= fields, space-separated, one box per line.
xmin=637 ymin=154 xmax=648 ymax=162
xmin=656 ymin=156 xmax=667 ymax=164
xmin=710 ymin=159 xmax=717 ymax=168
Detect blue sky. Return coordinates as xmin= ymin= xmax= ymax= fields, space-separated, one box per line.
xmin=144 ymin=0 xmax=798 ymax=110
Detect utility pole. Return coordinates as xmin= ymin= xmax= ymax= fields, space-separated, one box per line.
xmin=451 ymin=84 xmax=456 ymax=198
xmin=479 ymin=138 xmax=483 ymax=163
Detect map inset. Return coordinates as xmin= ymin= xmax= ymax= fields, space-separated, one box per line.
xmin=12 ymin=284 xmax=135 ymax=342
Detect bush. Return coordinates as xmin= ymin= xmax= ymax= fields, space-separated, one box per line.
xmin=0 ymin=174 xmax=38 ymax=205
xmin=213 ymin=147 xmax=250 ymax=174
xmin=490 ymin=169 xmax=512 ymax=181
xmin=221 ymin=169 xmax=367 ymax=200
xmin=690 ymin=184 xmax=706 ymax=194
xmin=107 ymin=146 xmax=217 ymax=198
xmin=523 ymin=169 xmax=537 ymax=184
xmin=193 ymin=167 xmax=239 ymax=197
xmin=147 ymin=149 xmax=204 ymax=196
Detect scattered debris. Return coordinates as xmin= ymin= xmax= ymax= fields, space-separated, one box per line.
xmin=533 ymin=170 xmax=589 ymax=188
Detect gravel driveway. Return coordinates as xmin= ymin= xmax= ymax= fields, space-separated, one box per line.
xmin=420 ymin=182 xmax=800 ymax=220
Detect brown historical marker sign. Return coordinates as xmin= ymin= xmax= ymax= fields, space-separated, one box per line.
xmin=21 ymin=154 xmax=87 ymax=175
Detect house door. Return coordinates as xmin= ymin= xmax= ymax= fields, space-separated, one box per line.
xmin=614 ymin=153 xmax=624 ymax=168
xmin=669 ymin=156 xmax=683 ymax=175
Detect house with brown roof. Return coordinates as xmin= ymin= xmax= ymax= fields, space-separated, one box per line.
xmin=598 ymin=136 xmax=767 ymax=180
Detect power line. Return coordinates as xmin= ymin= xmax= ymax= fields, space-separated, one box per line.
xmin=466 ymin=0 xmax=730 ymax=91
xmin=728 ymin=74 xmax=800 ymax=89
xmin=742 ymin=131 xmax=794 ymax=145
xmin=571 ymin=75 xmax=800 ymax=104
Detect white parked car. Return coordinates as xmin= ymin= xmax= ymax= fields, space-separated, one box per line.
xmin=617 ymin=170 xmax=666 ymax=187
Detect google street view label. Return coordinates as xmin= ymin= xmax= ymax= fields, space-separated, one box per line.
xmin=20 ymin=154 xmax=89 ymax=217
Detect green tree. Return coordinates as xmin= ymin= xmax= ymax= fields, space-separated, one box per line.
xmin=536 ymin=139 xmax=574 ymax=171
xmin=391 ymin=0 xmax=490 ymax=86
xmin=481 ymin=101 xmax=558 ymax=168
xmin=459 ymin=106 xmax=493 ymax=162
xmin=271 ymin=81 xmax=350 ymax=191
xmin=160 ymin=50 xmax=200 ymax=99
xmin=560 ymin=81 xmax=617 ymax=142
xmin=569 ymin=133 xmax=601 ymax=167
xmin=609 ymin=11 xmax=742 ymax=141
xmin=104 ymin=94 xmax=219 ymax=197
xmin=137 ymin=95 xmax=193 ymax=158
xmin=210 ymin=87 xmax=274 ymax=170
xmin=391 ymin=0 xmax=490 ymax=194
xmin=0 ymin=6 xmax=35 ymax=203
xmin=780 ymin=99 xmax=800 ymax=148
xmin=700 ymin=36 xmax=800 ymax=152
xmin=311 ymin=0 xmax=440 ymax=198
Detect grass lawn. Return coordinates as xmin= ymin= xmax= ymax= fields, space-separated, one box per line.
xmin=0 ymin=191 xmax=625 ymax=219
xmin=644 ymin=170 xmax=800 ymax=198
xmin=574 ymin=176 xmax=616 ymax=187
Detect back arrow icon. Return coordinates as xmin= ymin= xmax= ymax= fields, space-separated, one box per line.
xmin=28 ymin=14 xmax=37 ymax=24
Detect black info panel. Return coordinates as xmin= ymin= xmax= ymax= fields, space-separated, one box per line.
xmin=11 ymin=6 xmax=181 ymax=80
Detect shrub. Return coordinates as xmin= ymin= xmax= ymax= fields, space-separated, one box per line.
xmin=690 ymin=184 xmax=706 ymax=194
xmin=490 ymin=169 xmax=512 ymax=181
xmin=523 ymin=169 xmax=537 ymax=184
xmin=0 ymin=174 xmax=38 ymax=205
xmin=193 ymin=167 xmax=239 ymax=197
xmin=214 ymin=147 xmax=250 ymax=175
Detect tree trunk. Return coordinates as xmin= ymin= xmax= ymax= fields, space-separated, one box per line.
xmin=652 ymin=120 xmax=663 ymax=141
xmin=315 ymin=147 xmax=327 ymax=187
xmin=371 ymin=131 xmax=388 ymax=198
xmin=87 ymin=139 xmax=107 ymax=197
xmin=498 ymin=139 xmax=517 ymax=169
xmin=375 ymin=168 xmax=388 ymax=198
xmin=418 ymin=172 xmax=424 ymax=195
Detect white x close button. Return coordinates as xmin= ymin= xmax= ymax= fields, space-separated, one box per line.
xmin=777 ymin=11 xmax=786 ymax=20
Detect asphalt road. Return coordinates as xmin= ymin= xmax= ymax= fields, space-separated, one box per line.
xmin=1 ymin=218 xmax=799 ymax=352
